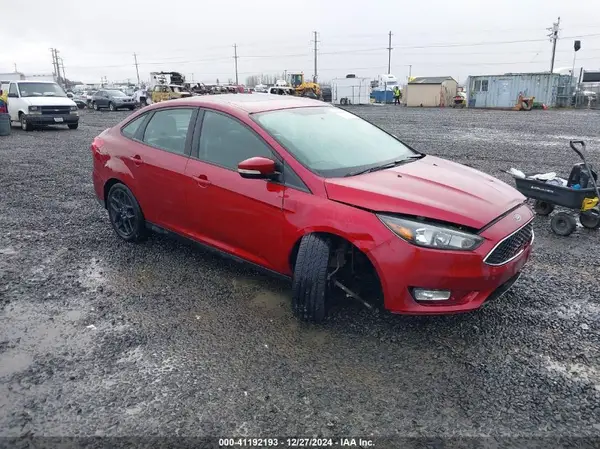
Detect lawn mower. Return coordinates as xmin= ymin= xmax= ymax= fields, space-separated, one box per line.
xmin=510 ymin=140 xmax=600 ymax=236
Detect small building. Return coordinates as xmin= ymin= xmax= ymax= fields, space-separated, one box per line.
xmin=0 ymin=71 xmax=26 ymax=82
xmin=466 ymin=72 xmax=571 ymax=108
xmin=405 ymin=76 xmax=457 ymax=107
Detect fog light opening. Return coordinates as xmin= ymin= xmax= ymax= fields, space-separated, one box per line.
xmin=412 ymin=288 xmax=451 ymax=302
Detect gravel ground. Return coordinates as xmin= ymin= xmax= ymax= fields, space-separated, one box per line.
xmin=1 ymin=106 xmax=599 ymax=442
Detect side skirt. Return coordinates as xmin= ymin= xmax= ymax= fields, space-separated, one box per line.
xmin=145 ymin=222 xmax=292 ymax=283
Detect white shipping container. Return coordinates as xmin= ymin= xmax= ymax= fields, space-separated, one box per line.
xmin=331 ymin=77 xmax=371 ymax=105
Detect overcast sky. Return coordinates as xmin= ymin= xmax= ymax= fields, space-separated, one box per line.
xmin=1 ymin=0 xmax=599 ymax=85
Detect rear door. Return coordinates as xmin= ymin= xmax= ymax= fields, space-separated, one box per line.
xmin=123 ymin=107 xmax=198 ymax=235
xmin=183 ymin=109 xmax=286 ymax=271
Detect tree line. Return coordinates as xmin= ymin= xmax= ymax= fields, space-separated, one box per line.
xmin=245 ymin=73 xmax=287 ymax=87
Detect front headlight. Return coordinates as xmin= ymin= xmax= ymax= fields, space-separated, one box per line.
xmin=70 ymin=105 xmax=78 ymax=111
xmin=28 ymin=106 xmax=39 ymax=112
xmin=378 ymin=215 xmax=484 ymax=251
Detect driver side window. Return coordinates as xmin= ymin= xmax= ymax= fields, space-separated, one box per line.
xmin=197 ymin=110 xmax=274 ymax=170
xmin=9 ymin=84 xmax=18 ymax=96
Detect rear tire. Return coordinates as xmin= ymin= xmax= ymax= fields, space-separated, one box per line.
xmin=106 ymin=183 xmax=147 ymax=242
xmin=550 ymin=212 xmax=577 ymax=236
xmin=579 ymin=209 xmax=600 ymax=229
xmin=109 ymin=102 xmax=116 ymax=111
xmin=534 ymin=200 xmax=555 ymax=216
xmin=291 ymin=234 xmax=332 ymax=323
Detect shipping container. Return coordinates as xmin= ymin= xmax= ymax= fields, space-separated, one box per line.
xmin=466 ymin=72 xmax=572 ymax=108
xmin=331 ymin=77 xmax=371 ymax=105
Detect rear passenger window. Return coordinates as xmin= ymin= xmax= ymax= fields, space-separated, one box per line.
xmin=142 ymin=108 xmax=194 ymax=155
xmin=121 ymin=114 xmax=146 ymax=139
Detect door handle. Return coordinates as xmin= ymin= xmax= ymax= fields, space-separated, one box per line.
xmin=192 ymin=174 xmax=211 ymax=187
xmin=129 ymin=154 xmax=143 ymax=166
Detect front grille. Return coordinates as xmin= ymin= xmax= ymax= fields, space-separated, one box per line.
xmin=484 ymin=221 xmax=534 ymax=266
xmin=41 ymin=106 xmax=71 ymax=115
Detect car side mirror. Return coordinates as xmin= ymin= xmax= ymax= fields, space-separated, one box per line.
xmin=238 ymin=157 xmax=278 ymax=180
xmin=8 ymin=93 xmax=18 ymax=98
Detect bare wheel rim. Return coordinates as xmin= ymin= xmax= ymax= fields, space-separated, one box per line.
xmin=109 ymin=189 xmax=137 ymax=237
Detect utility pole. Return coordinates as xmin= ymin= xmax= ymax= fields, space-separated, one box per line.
xmin=547 ymin=17 xmax=560 ymax=73
xmin=14 ymin=63 xmax=18 ymax=72
xmin=233 ymin=44 xmax=239 ymax=85
xmin=387 ymin=31 xmax=393 ymax=74
xmin=133 ymin=53 xmax=140 ymax=86
xmin=408 ymin=64 xmax=412 ymax=80
xmin=50 ymin=48 xmax=60 ymax=83
xmin=59 ymin=57 xmax=67 ymax=87
xmin=312 ymin=31 xmax=319 ymax=83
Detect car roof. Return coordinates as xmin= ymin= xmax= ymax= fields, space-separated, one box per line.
xmin=158 ymin=93 xmax=329 ymax=114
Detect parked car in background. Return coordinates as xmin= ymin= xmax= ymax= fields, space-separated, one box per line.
xmin=72 ymin=93 xmax=88 ymax=109
xmin=91 ymin=89 xmax=135 ymax=111
xmin=91 ymin=95 xmax=534 ymax=323
xmin=5 ymin=80 xmax=79 ymax=130
xmin=84 ymin=91 xmax=96 ymax=107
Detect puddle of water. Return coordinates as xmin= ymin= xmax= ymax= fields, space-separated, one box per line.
xmin=249 ymin=290 xmax=290 ymax=318
xmin=0 ymin=350 xmax=33 ymax=378
xmin=64 ymin=310 xmax=83 ymax=322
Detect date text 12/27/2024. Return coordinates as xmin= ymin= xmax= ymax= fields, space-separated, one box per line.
xmin=218 ymin=438 xmax=375 ymax=447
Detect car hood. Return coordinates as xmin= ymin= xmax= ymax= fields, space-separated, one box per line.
xmin=324 ymin=155 xmax=525 ymax=229
xmin=21 ymin=97 xmax=76 ymax=107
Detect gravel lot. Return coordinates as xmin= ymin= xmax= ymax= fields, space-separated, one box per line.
xmin=1 ymin=106 xmax=599 ymax=441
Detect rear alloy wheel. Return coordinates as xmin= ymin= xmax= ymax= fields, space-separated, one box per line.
xmin=550 ymin=212 xmax=577 ymax=236
xmin=534 ymin=200 xmax=555 ymax=216
xmin=579 ymin=209 xmax=600 ymax=229
xmin=291 ymin=234 xmax=332 ymax=323
xmin=107 ymin=184 xmax=147 ymax=242
xmin=109 ymin=102 xmax=116 ymax=111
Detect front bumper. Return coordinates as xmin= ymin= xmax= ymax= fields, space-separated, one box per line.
xmin=368 ymin=203 xmax=534 ymax=315
xmin=24 ymin=114 xmax=79 ymax=125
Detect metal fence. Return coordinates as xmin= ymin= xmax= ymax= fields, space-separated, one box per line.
xmin=572 ymin=83 xmax=600 ymax=109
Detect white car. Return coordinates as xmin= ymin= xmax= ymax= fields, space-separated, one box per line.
xmin=5 ymin=80 xmax=79 ymax=131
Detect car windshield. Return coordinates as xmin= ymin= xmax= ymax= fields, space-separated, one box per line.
xmin=253 ymin=107 xmax=418 ymax=177
xmin=18 ymin=82 xmax=67 ymax=97
xmin=107 ymin=90 xmax=127 ymax=97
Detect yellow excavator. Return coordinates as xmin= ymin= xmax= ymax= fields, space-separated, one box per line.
xmin=288 ymin=72 xmax=321 ymax=98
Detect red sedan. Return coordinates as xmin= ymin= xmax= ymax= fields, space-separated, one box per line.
xmin=91 ymin=95 xmax=534 ymax=322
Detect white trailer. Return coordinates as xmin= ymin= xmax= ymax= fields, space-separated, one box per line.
xmin=331 ymin=77 xmax=371 ymax=105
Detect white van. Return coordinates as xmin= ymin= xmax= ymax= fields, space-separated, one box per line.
xmin=5 ymin=80 xmax=79 ymax=131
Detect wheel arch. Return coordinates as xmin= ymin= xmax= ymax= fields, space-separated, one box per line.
xmin=288 ymin=230 xmax=384 ymax=298
xmin=103 ymin=177 xmax=136 ymax=208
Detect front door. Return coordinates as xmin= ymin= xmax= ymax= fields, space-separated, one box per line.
xmin=183 ymin=109 xmax=285 ymax=271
